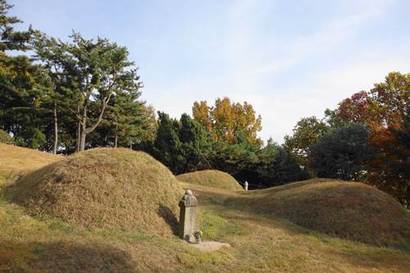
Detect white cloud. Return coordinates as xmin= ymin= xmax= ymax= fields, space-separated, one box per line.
xmin=11 ymin=0 xmax=408 ymax=146
xmin=217 ymin=0 xmax=403 ymax=142
xmin=141 ymin=0 xmax=408 ymax=144
xmin=224 ymin=0 xmax=395 ymax=86
xmin=254 ymin=52 xmax=410 ymax=143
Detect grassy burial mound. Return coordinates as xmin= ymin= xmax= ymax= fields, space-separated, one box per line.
xmin=177 ymin=169 xmax=243 ymax=191
xmin=0 ymin=143 xmax=61 ymax=185
xmin=6 ymin=148 xmax=184 ymax=236
xmin=0 ymin=143 xmax=61 ymax=172
xmin=231 ymin=179 xmax=410 ymax=248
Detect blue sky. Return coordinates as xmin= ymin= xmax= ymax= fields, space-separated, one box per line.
xmin=10 ymin=0 xmax=410 ymax=143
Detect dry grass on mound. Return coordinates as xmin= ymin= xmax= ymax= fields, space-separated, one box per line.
xmin=5 ymin=148 xmax=184 ymax=236
xmin=177 ymin=170 xmax=243 ymax=191
xmin=0 ymin=144 xmax=61 ymax=185
xmin=228 ymin=179 xmax=410 ymax=249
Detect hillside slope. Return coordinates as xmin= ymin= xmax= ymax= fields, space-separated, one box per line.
xmin=227 ymin=179 xmax=410 ymax=248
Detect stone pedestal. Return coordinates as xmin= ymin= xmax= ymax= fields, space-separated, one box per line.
xmin=179 ymin=189 xmax=200 ymax=243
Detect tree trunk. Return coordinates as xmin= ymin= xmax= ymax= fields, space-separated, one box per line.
xmin=76 ymin=105 xmax=81 ymax=152
xmin=77 ymin=95 xmax=111 ymax=152
xmin=80 ymin=130 xmax=86 ymax=151
xmin=79 ymin=106 xmax=87 ymax=151
xmin=114 ymin=133 xmax=118 ymax=148
xmin=53 ymin=102 xmax=58 ymax=154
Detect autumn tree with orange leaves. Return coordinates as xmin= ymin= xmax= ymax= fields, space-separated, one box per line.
xmin=329 ymin=72 xmax=410 ymax=206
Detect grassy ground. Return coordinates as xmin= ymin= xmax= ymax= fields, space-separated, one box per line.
xmin=1 ymin=144 xmax=410 ymax=272
xmin=177 ymin=169 xmax=244 ymax=191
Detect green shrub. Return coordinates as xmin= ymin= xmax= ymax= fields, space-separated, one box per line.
xmin=0 ymin=129 xmax=12 ymax=144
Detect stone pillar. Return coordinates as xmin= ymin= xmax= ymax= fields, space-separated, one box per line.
xmin=179 ymin=189 xmax=200 ymax=243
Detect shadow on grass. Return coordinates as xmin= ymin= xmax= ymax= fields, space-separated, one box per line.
xmin=324 ymin=243 xmax=410 ymax=272
xmin=0 ymin=239 xmax=138 ymax=273
xmin=157 ymin=204 xmax=179 ymax=236
xmin=203 ymin=205 xmax=410 ymax=272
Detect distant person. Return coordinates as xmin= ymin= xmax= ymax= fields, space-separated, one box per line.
xmin=244 ymin=181 xmax=248 ymax=191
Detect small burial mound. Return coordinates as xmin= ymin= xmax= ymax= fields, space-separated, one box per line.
xmin=230 ymin=179 xmax=410 ymax=248
xmin=0 ymin=143 xmax=61 ymax=172
xmin=0 ymin=143 xmax=61 ymax=184
xmin=6 ymin=148 xmax=184 ymax=236
xmin=177 ymin=170 xmax=243 ymax=191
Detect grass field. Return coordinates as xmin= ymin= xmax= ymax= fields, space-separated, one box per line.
xmin=1 ymin=144 xmax=409 ymax=272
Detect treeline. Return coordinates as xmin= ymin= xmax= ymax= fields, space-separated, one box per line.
xmin=0 ymin=0 xmax=306 ymax=188
xmin=140 ymin=98 xmax=308 ymax=187
xmin=1 ymin=1 xmax=409 ymax=205
xmin=284 ymin=72 xmax=410 ymax=207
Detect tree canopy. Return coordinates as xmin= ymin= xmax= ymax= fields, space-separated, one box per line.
xmin=33 ymin=32 xmax=144 ymax=151
xmin=192 ymin=97 xmax=262 ymax=146
xmin=310 ymin=124 xmax=374 ymax=181
xmin=284 ymin=116 xmax=328 ymax=168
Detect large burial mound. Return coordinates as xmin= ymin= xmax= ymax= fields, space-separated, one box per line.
xmin=232 ymin=179 xmax=410 ymax=248
xmin=177 ymin=169 xmax=243 ymax=191
xmin=7 ymin=148 xmax=184 ymax=236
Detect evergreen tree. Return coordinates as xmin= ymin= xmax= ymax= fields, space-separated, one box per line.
xmin=254 ymin=141 xmax=308 ymax=187
xmin=310 ymin=124 xmax=374 ymax=180
xmin=284 ymin=116 xmax=328 ymax=168
xmin=210 ymin=131 xmax=259 ymax=184
xmin=152 ymin=112 xmax=186 ymax=173
xmin=179 ymin=113 xmax=212 ymax=171
xmin=33 ymin=32 xmax=143 ymax=151
xmin=103 ymin=85 xmax=146 ymax=148
xmin=0 ymin=54 xmax=52 ymax=149
xmin=150 ymin=113 xmax=211 ymax=174
xmin=0 ymin=0 xmax=52 ymax=149
xmin=0 ymin=0 xmax=32 ymax=52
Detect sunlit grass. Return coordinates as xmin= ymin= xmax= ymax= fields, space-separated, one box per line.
xmin=0 ymin=143 xmax=409 ymax=272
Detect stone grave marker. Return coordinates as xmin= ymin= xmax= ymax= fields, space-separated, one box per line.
xmin=179 ymin=189 xmax=200 ymax=243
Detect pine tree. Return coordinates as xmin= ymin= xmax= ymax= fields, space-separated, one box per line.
xmin=153 ymin=112 xmax=185 ymax=173
xmin=0 ymin=0 xmax=32 ymax=52
xmin=33 ymin=32 xmax=143 ymax=151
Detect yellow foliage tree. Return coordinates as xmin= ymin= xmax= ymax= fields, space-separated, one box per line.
xmin=192 ymin=97 xmax=262 ymax=145
xmin=192 ymin=101 xmax=211 ymax=131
